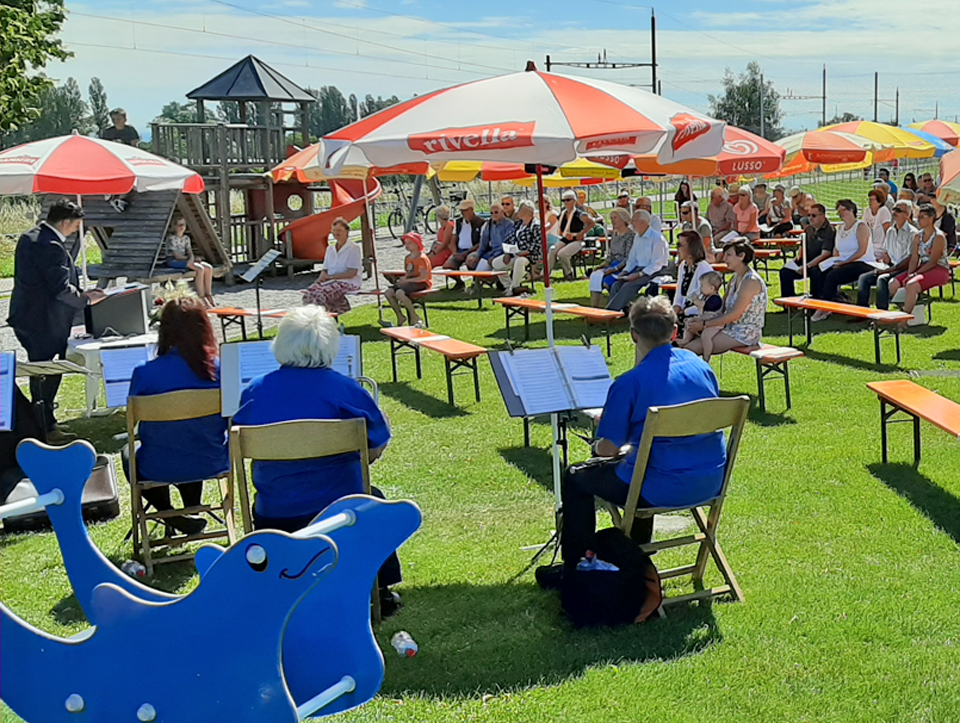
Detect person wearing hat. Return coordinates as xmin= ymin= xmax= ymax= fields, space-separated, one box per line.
xmin=549 ymin=189 xmax=595 ymax=281
xmin=856 ymin=199 xmax=917 ymax=308
xmin=100 ymin=108 xmax=140 ymax=147
xmin=8 ymin=200 xmax=105 ymax=442
xmin=767 ymin=184 xmax=793 ymax=237
xmin=616 ymin=189 xmax=632 ymax=210
xmin=788 ymin=186 xmax=805 ymax=225
xmin=752 ymin=182 xmax=771 ymax=227
xmin=444 ymin=199 xmax=484 ymax=287
xmin=385 ymin=231 xmax=432 ymax=327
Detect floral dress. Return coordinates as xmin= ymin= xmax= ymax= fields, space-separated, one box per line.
xmin=722 ymin=268 xmax=767 ymax=346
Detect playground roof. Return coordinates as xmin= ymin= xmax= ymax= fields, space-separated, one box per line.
xmin=186 ymin=55 xmax=315 ymax=103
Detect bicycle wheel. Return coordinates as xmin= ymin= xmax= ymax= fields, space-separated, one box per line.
xmin=387 ymin=209 xmax=405 ymax=240
xmin=422 ymin=204 xmax=437 ymax=234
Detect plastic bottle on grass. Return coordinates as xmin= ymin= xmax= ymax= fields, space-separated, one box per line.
xmin=577 ymin=550 xmax=619 ymax=572
xmin=391 ymin=631 xmax=418 ymax=658
xmin=121 ymin=560 xmax=146 ymax=578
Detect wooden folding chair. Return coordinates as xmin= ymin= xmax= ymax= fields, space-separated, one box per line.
xmin=229 ymin=418 xmax=381 ymax=621
xmin=605 ymin=395 xmax=751 ymax=612
xmin=126 ymin=389 xmax=236 ymax=575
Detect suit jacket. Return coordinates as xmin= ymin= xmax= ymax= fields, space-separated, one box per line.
xmin=8 ymin=224 xmax=87 ymax=357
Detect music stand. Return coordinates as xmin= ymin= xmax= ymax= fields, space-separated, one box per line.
xmin=240 ymin=249 xmax=282 ymax=339
xmin=16 ymin=360 xmax=96 ymax=439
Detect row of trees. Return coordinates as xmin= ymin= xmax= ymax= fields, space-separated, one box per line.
xmin=1 ymin=77 xmax=113 ymax=147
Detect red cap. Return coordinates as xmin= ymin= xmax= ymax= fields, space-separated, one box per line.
xmin=401 ymin=231 xmax=424 ymax=251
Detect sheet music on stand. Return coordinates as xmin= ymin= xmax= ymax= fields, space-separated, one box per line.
xmin=240 ymin=249 xmax=282 ymax=283
xmin=0 ymin=351 xmax=15 ymax=432
xmin=220 ymin=335 xmax=364 ymax=417
xmin=100 ymin=345 xmax=156 ymax=408
xmin=489 ymin=345 xmax=613 ymax=418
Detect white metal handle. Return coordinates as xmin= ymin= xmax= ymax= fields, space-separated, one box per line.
xmin=0 ymin=489 xmax=65 ymax=521
xmin=292 ymin=509 xmax=357 ymax=539
xmin=297 ymin=675 xmax=356 ymax=719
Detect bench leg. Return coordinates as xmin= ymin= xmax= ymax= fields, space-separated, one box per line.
xmin=445 ymin=358 xmax=455 ymax=406
xmin=755 ymin=359 xmax=766 ymax=413
xmin=605 ymin=323 xmax=612 ymax=357
xmin=880 ymin=399 xmax=889 ymax=464
xmin=783 ymin=360 xmax=792 ymax=410
xmin=390 ymin=339 xmax=399 ymax=383
xmin=895 ymin=329 xmax=902 ymax=365
xmin=473 ymin=358 xmax=481 ymax=403
xmin=913 ymin=414 xmax=921 ymax=467
xmin=523 ymin=417 xmax=531 ymax=447
xmin=504 ymin=306 xmax=512 ymax=341
xmin=874 ymin=324 xmax=882 ymax=365
xmin=786 ymin=307 xmax=794 ymax=347
xmin=804 ymin=308 xmax=812 ymax=347
xmin=415 ymin=345 xmax=422 ymax=380
xmin=420 ymin=299 xmax=429 ymax=328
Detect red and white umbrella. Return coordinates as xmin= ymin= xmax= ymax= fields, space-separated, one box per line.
xmin=321 ymin=70 xmax=725 ymax=174
xmin=0 ymin=133 xmax=204 ymax=195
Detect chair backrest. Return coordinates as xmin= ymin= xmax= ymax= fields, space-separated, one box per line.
xmin=622 ymin=395 xmax=751 ymax=525
xmin=230 ymin=418 xmax=372 ymax=500
xmin=125 ymin=388 xmax=223 ymax=485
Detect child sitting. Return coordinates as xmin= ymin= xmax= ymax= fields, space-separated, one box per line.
xmin=385 ymin=231 xmax=432 ymax=327
xmin=677 ymin=271 xmax=724 ymax=347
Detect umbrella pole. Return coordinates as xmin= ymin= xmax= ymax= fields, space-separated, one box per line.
xmin=801 ymin=223 xmax=808 ymax=297
xmin=77 ymin=195 xmax=88 ymax=288
xmin=363 ymin=177 xmax=384 ymax=325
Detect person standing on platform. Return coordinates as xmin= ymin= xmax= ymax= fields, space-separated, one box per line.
xmin=8 ymin=200 xmax=105 ymax=443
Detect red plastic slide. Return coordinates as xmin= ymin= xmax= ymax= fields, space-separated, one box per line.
xmin=280 ymin=178 xmax=382 ymax=260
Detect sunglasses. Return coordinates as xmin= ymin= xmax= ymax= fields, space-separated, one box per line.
xmin=681 ymin=210 xmax=691 ymax=215
xmin=892 ymin=208 xmax=906 ymax=214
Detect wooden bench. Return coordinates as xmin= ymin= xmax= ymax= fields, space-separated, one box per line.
xmin=207 ymin=307 xmax=289 ymax=341
xmin=379 ymin=327 xmax=486 ymax=405
xmin=493 ymin=298 xmax=623 ymax=356
xmin=866 ymin=380 xmax=960 ymax=465
xmin=433 ymin=269 xmax=509 ymax=308
xmin=773 ymin=296 xmax=913 ymax=365
xmin=357 ymin=285 xmax=440 ymax=326
xmin=731 ymin=344 xmax=804 ymax=413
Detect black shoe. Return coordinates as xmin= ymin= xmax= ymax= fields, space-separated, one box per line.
xmin=379 ymin=589 xmax=402 ymax=618
xmin=165 ymin=515 xmax=207 ymax=536
xmin=535 ymin=563 xmax=565 ymax=591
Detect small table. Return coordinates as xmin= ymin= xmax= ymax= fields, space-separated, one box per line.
xmin=207 ymin=307 xmax=288 ymax=341
xmin=66 ymin=332 xmax=158 ymax=415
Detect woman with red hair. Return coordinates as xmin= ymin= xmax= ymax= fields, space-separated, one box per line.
xmin=124 ymin=298 xmax=229 ymax=535
xmin=384 ymin=231 xmax=432 ymax=327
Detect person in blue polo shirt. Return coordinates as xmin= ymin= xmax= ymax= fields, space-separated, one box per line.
xmin=547 ymin=296 xmax=726 ymax=577
xmin=126 ymin=298 xmax=229 ymax=535
xmin=232 ymin=305 xmax=402 ymax=612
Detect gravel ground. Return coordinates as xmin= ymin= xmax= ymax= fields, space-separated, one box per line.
xmin=0 ymin=233 xmax=415 ymax=359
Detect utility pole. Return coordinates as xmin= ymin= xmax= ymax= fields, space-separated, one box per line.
xmin=759 ymin=73 xmax=765 ymax=139
xmin=873 ymin=72 xmax=879 ymax=123
xmin=822 ymin=65 xmax=827 ymax=127
xmin=650 ymin=10 xmax=658 ymax=95
xmin=894 ymin=87 xmax=899 ymax=126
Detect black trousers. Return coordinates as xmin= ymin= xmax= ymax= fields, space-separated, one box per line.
xmin=818 ymin=261 xmax=874 ymax=302
xmin=253 ymin=485 xmax=402 ymax=589
xmin=15 ymin=331 xmax=67 ymax=433
xmin=561 ymin=458 xmax=654 ymax=568
xmin=778 ymin=265 xmax=824 ymax=298
xmin=121 ymin=444 xmax=204 ymax=512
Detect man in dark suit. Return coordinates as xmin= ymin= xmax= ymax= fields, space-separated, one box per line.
xmin=8 ymin=200 xmax=104 ymax=442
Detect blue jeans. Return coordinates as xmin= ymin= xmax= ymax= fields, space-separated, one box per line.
xmin=858 ymin=268 xmax=902 ymax=309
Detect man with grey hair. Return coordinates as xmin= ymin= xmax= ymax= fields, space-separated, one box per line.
xmin=492 ymin=200 xmax=539 ymax=296
xmin=633 ymin=196 xmax=663 ymax=236
xmin=605 ymin=210 xmax=669 ymax=311
xmin=706 ymin=187 xmax=735 ymax=239
xmin=467 ymin=202 xmax=514 ymax=278
xmin=856 ymin=199 xmax=917 ymax=308
xmin=536 ymin=295 xmax=726 ymax=585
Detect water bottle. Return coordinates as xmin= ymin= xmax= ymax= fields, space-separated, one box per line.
xmin=121 ymin=560 xmax=146 ymax=578
xmin=391 ymin=631 xmax=418 ymax=658
xmin=577 ymin=550 xmax=619 ymax=572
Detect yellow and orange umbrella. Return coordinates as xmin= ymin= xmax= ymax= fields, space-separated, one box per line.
xmin=767 ymin=129 xmax=892 ymax=177
xmin=270 ymin=141 xmax=430 ymax=183
xmin=936 ymin=148 xmax=960 ymax=205
xmin=908 ymin=120 xmax=960 ymax=148
xmin=819 ymin=121 xmax=935 ymax=159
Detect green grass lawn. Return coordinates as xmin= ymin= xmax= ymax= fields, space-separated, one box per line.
xmin=2 ymin=266 xmax=959 ymax=722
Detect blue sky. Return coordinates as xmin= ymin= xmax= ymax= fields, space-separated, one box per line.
xmin=57 ymin=0 xmax=959 ymax=136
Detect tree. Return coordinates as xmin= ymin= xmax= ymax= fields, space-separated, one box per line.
xmin=0 ymin=0 xmax=72 ymax=135
xmin=2 ymin=77 xmax=92 ymax=145
xmin=708 ymin=62 xmax=784 ymax=141
xmin=305 ymin=86 xmax=355 ymax=137
xmin=825 ymin=112 xmax=861 ymax=126
xmin=88 ymin=77 xmax=110 ymax=134
xmin=154 ymin=101 xmax=199 ymax=124
xmin=359 ymin=94 xmax=400 ymax=118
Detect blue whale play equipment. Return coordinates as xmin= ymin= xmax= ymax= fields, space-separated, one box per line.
xmin=0 ymin=440 xmax=423 ymax=721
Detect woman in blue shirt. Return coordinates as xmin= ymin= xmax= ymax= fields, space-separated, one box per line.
xmin=126 ymin=298 xmax=229 ymax=535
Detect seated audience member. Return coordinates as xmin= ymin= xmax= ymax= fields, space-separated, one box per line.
xmin=385 ymin=231 xmax=431 ymax=327
xmin=864 ymin=189 xmax=892 ymax=260
xmin=920 ymin=173 xmax=937 ymax=197
xmin=879 ymin=168 xmax=898 ymax=197
xmin=767 ymin=184 xmax=793 ymax=237
xmin=232 ymin=306 xmax=402 ymax=611
xmin=799 ymin=193 xmax=817 ymax=227
xmin=606 ymin=210 xmax=669 ymax=312
xmin=727 ymin=183 xmax=741 ymax=204
xmin=616 ymin=190 xmax=632 ymax=209
xmin=674 ymin=180 xmax=696 ymax=218
xmin=752 ymin=182 xmax=771 ymax=226
xmin=589 ymin=207 xmax=635 ymax=308
xmin=873 ymin=180 xmax=895 ymax=210
xmin=680 ymin=201 xmax=714 ymax=253
xmin=931 ymin=197 xmax=957 ymax=252
xmin=549 ymin=190 xmax=594 ymax=281
xmin=576 ymin=190 xmax=599 ymax=220
xmin=734 ymin=186 xmax=761 ymax=241
xmin=888 ymin=204 xmax=950 ymax=322
xmin=124 ymin=299 xmax=229 ymax=536
xmin=706 ymin=187 xmax=736 ymax=239
xmin=467 ymin=202 xmax=514 ymax=277
xmin=672 ymin=230 xmax=715 ymax=322
xmin=634 ymin=196 xmax=663 ymax=237
xmin=444 ymin=199 xmax=484 ymax=287
xmin=811 ymin=199 xmax=876 ymax=320
xmin=857 ymin=200 xmax=917 ymax=308
xmin=897 ymin=189 xmax=917 ymax=210
xmin=788 ymin=186 xmax=805 ymax=224
xmin=303 ymin=217 xmax=362 ymax=314
xmin=546 ymin=296 xmax=727 ymax=578
xmin=779 ymin=203 xmax=836 ymax=298
xmin=492 ymin=200 xmax=540 ymax=296
xmin=684 ymin=239 xmax=767 ymax=361
xmin=165 ymin=217 xmax=215 ymax=308
xmin=501 ymin=195 xmax=518 ymax=222
xmin=427 ymin=205 xmax=456 ymax=268
xmin=677 ymin=271 xmax=724 ymax=348
xmin=902 ymin=172 xmax=919 ymax=192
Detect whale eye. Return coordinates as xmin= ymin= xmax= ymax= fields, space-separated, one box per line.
xmin=245 ymin=544 xmax=268 ymax=572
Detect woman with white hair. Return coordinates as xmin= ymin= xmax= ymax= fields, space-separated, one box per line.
xmin=302 ymin=217 xmax=362 ymax=314
xmin=549 ymin=189 xmax=594 ymax=281
xmin=588 ymin=207 xmax=635 ymax=307
xmin=233 ymin=305 xmax=401 ymax=610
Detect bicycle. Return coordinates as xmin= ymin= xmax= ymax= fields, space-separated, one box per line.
xmin=386 ymin=186 xmax=431 ymax=240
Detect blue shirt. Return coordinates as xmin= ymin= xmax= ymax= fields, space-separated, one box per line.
xmin=128 ymin=349 xmax=229 ymax=483
xmin=478 ymin=218 xmax=515 ymax=259
xmin=232 ymin=366 xmax=390 ymax=519
xmin=596 ymin=344 xmax=726 ymax=506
